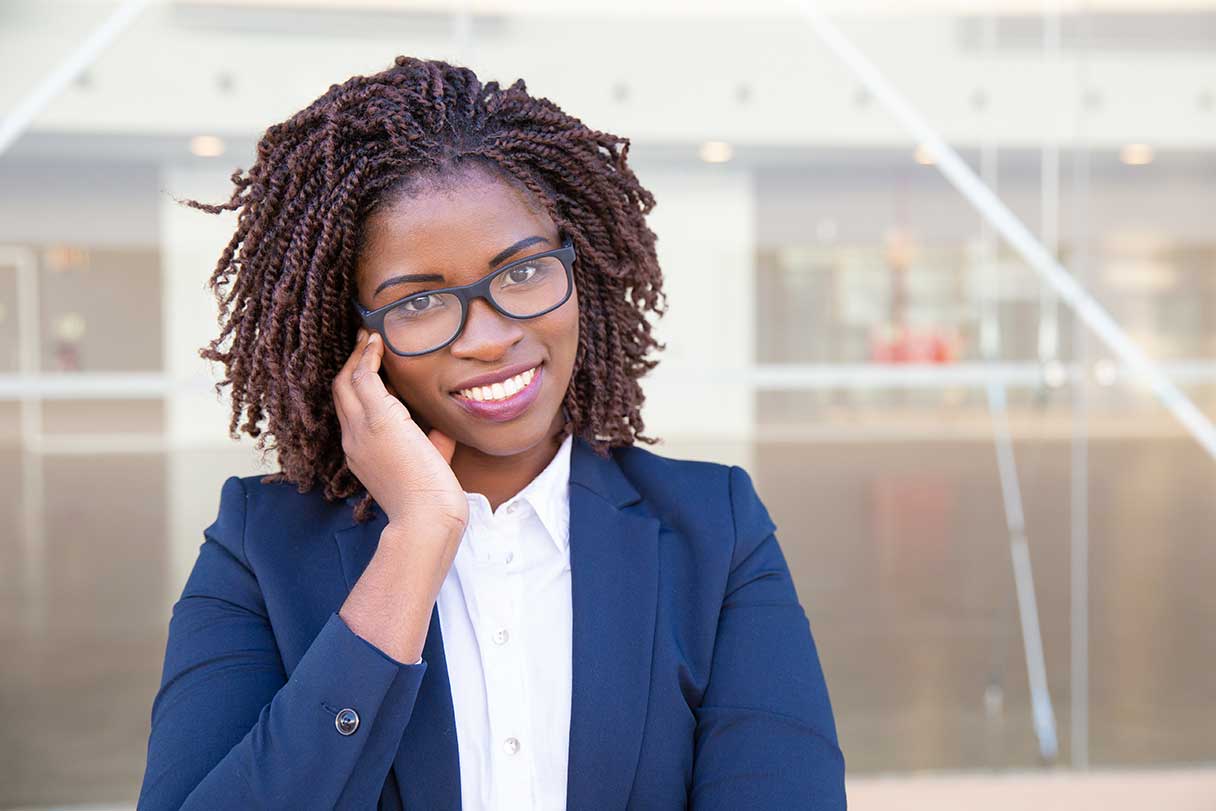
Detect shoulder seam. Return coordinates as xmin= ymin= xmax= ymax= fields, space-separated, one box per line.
xmin=726 ymin=465 xmax=742 ymax=571
xmin=233 ymin=475 xmax=251 ymax=571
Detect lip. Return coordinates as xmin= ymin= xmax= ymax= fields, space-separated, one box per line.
xmin=450 ymin=363 xmax=544 ymax=423
xmin=450 ymin=361 xmax=543 ymax=393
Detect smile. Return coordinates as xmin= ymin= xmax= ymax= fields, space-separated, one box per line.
xmin=454 ymin=365 xmax=539 ymax=402
xmin=450 ymin=364 xmax=544 ymax=423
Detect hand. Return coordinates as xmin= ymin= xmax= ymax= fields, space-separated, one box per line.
xmin=332 ymin=328 xmax=469 ymax=533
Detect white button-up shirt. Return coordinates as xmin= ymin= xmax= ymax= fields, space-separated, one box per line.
xmin=435 ymin=432 xmax=573 ymax=810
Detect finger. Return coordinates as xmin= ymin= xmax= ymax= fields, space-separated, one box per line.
xmin=379 ymin=370 xmax=413 ymax=420
xmin=333 ymin=381 xmax=348 ymax=431
xmin=427 ymin=428 xmax=457 ymax=465
xmin=334 ymin=376 xmax=356 ymax=439
xmin=350 ymin=332 xmax=402 ymax=419
xmin=350 ymin=330 xmax=382 ymax=386
xmin=333 ymin=330 xmax=369 ymax=423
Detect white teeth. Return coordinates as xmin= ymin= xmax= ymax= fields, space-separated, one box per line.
xmin=457 ymin=366 xmax=538 ymax=402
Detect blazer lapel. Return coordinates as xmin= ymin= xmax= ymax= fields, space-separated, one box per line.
xmin=565 ymin=438 xmax=661 ymax=811
xmin=392 ymin=602 xmax=461 ymax=810
xmin=334 ymin=509 xmax=462 ymax=811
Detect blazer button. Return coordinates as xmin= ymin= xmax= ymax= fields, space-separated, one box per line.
xmin=335 ymin=708 xmax=360 ymax=736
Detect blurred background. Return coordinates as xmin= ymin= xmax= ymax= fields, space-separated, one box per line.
xmin=2 ymin=0 xmax=1214 ymax=808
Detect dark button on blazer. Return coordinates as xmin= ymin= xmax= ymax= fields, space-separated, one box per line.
xmin=137 ymin=436 xmax=846 ymax=809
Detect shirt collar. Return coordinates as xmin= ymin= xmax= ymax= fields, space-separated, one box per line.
xmin=463 ymin=431 xmax=573 ymax=554
xmin=523 ymin=431 xmax=572 ymax=552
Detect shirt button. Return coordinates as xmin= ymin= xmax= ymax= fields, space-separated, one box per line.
xmin=503 ymin=736 xmax=520 ymax=755
xmin=505 ymin=502 xmax=518 ymax=515
xmin=504 ymin=550 xmax=514 ymax=564
xmin=334 ymin=708 xmax=360 ymax=736
xmin=492 ymin=628 xmax=510 ymax=645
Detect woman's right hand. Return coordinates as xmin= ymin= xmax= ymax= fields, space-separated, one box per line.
xmin=332 ymin=328 xmax=469 ymax=534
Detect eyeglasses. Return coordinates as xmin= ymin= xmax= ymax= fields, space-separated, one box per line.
xmin=351 ymin=236 xmax=576 ymax=357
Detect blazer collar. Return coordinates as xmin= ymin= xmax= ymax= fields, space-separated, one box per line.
xmin=334 ymin=435 xmax=660 ymax=810
xmin=568 ymin=432 xmax=642 ymax=508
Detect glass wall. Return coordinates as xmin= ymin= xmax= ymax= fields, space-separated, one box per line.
xmin=2 ymin=1 xmax=1213 ymax=806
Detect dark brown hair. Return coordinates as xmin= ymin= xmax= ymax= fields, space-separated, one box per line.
xmin=181 ymin=56 xmax=666 ymax=522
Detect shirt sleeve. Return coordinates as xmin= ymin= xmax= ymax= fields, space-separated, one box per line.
xmin=689 ymin=465 xmax=846 ymax=810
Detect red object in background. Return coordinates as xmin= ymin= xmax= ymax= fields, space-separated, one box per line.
xmin=55 ymin=340 xmax=81 ymax=371
xmin=870 ymin=325 xmax=958 ymax=364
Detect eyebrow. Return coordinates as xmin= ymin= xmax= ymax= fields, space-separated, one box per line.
xmin=373 ymin=235 xmax=550 ymax=298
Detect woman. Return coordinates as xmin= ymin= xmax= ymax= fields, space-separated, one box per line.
xmin=138 ymin=56 xmax=845 ymax=810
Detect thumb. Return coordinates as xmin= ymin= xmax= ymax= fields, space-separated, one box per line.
xmin=427 ymin=427 xmax=457 ymax=464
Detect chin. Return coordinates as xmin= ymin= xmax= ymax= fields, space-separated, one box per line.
xmin=431 ymin=399 xmax=561 ymax=459
xmin=476 ymin=419 xmax=564 ymax=457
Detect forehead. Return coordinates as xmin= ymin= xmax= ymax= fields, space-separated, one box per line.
xmin=357 ymin=167 xmax=557 ymax=288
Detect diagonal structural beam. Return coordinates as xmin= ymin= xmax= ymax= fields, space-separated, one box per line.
xmin=987 ymin=381 xmax=1059 ymax=762
xmin=791 ymin=0 xmax=1216 ymax=463
xmin=0 ymin=0 xmax=153 ymax=157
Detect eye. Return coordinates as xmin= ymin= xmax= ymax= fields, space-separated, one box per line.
xmin=404 ymin=294 xmax=439 ymax=312
xmin=502 ymin=263 xmax=538 ymax=286
xmin=391 ymin=293 xmax=449 ymax=318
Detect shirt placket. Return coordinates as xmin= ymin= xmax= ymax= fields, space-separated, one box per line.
xmin=478 ymin=504 xmax=533 ymax=809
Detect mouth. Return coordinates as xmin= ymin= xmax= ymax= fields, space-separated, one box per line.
xmin=449 ymin=363 xmax=544 ymax=423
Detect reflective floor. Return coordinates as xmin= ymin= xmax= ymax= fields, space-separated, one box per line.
xmin=2 ymin=434 xmax=1214 ymax=807
xmin=753 ymin=436 xmax=1216 ymax=773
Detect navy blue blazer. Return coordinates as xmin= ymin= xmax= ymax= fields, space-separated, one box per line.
xmin=138 ymin=436 xmax=845 ymax=809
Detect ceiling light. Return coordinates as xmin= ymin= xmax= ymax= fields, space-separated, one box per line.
xmin=1120 ymin=143 xmax=1153 ymax=166
xmin=190 ymin=135 xmax=226 ymax=158
xmin=914 ymin=143 xmax=935 ymax=165
xmin=698 ymin=141 xmax=732 ymax=164
xmin=54 ymin=312 xmax=87 ymax=342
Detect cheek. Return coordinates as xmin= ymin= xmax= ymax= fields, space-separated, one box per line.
xmin=381 ymin=357 xmax=436 ymax=404
xmin=557 ymin=295 xmax=580 ymax=360
xmin=546 ymin=306 xmax=580 ymax=398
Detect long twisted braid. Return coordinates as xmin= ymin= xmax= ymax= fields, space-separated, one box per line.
xmin=181 ymin=56 xmax=666 ymax=523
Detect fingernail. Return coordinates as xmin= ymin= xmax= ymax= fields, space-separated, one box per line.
xmin=367 ymin=332 xmax=379 ymax=345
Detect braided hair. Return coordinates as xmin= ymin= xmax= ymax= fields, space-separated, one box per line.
xmin=181 ymin=56 xmax=667 ymax=523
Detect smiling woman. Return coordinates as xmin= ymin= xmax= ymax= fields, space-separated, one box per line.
xmin=172 ymin=57 xmax=666 ymax=524
xmin=138 ymin=55 xmax=845 ymax=811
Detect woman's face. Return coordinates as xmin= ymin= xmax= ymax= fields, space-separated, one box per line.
xmin=353 ymin=166 xmax=579 ymax=457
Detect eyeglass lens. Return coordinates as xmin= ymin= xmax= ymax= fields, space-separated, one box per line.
xmin=382 ymin=254 xmax=569 ymax=355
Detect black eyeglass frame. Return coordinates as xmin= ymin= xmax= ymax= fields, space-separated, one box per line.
xmin=350 ymin=236 xmax=576 ymax=357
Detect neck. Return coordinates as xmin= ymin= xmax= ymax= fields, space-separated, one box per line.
xmin=451 ymin=416 xmax=567 ymax=512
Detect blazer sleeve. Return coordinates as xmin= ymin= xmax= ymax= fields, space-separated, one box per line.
xmin=137 ymin=475 xmax=428 ymax=810
xmin=689 ymin=466 xmax=847 ymax=810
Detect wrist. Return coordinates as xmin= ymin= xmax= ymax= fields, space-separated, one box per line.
xmin=383 ymin=517 xmax=465 ymax=546
xmin=384 ymin=513 xmax=464 ymax=544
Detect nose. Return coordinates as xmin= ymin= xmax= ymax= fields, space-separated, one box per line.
xmin=448 ymin=297 xmax=524 ymax=360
